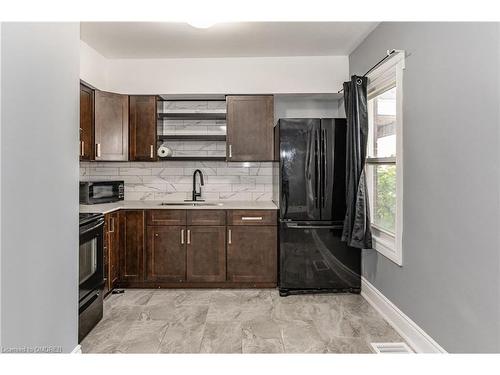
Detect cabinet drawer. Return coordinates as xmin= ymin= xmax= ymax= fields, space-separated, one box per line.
xmin=187 ymin=210 xmax=226 ymax=226
xmin=146 ymin=210 xmax=186 ymax=226
xmin=227 ymin=210 xmax=277 ymax=226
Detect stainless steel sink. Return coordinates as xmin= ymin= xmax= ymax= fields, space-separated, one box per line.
xmin=160 ymin=202 xmax=223 ymax=207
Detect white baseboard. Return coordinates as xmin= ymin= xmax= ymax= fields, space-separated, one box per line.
xmin=361 ymin=277 xmax=446 ymax=353
xmin=71 ymin=345 xmax=82 ymax=354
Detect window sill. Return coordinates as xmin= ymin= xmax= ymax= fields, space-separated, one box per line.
xmin=371 ymin=232 xmax=402 ymax=266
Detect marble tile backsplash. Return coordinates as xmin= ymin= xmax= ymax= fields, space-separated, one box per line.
xmin=80 ymin=161 xmax=275 ymax=202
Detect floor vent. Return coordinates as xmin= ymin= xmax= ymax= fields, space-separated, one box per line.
xmin=370 ymin=342 xmax=413 ymax=354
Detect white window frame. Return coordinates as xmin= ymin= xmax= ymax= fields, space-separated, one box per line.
xmin=365 ymin=50 xmax=405 ymax=266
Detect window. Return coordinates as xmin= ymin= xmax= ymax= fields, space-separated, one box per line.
xmin=365 ymin=51 xmax=405 ymax=266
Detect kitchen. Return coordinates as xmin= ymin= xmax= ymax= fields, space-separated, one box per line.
xmin=78 ymin=93 xmax=379 ymax=351
xmin=76 ymin=22 xmax=397 ymax=353
xmin=1 ymin=15 xmax=499 ymax=367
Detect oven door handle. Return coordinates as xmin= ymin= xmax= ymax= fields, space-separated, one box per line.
xmin=79 ymin=291 xmax=100 ymax=314
xmin=80 ymin=220 xmax=104 ymax=236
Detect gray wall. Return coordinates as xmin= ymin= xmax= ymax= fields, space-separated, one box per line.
xmin=1 ymin=23 xmax=80 ymax=353
xmin=0 ymin=22 xmax=3 ymax=349
xmin=350 ymin=22 xmax=500 ymax=352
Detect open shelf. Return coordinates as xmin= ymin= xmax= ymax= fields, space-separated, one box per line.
xmin=158 ymin=156 xmax=226 ymax=161
xmin=157 ymin=94 xmax=226 ymax=101
xmin=157 ymin=134 xmax=226 ymax=142
xmin=157 ymin=112 xmax=226 ymax=120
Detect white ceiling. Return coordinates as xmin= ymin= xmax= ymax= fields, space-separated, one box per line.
xmin=80 ymin=22 xmax=378 ymax=59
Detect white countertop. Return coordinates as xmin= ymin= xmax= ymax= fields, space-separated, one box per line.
xmin=80 ymin=200 xmax=279 ymax=214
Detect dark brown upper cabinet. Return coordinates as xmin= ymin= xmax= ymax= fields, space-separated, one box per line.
xmin=226 ymin=95 xmax=274 ymax=162
xmin=129 ymin=95 xmax=157 ymax=161
xmin=79 ymin=84 xmax=94 ymax=161
xmin=94 ymin=90 xmax=129 ymax=161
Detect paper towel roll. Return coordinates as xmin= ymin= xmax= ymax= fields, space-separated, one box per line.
xmin=157 ymin=144 xmax=173 ymax=158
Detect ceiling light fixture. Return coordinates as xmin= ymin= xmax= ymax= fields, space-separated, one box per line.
xmin=187 ymin=20 xmax=216 ymax=29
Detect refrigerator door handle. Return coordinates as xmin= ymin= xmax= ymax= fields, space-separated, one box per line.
xmin=315 ymin=131 xmax=321 ymax=209
xmin=285 ymin=223 xmax=344 ymax=229
xmin=321 ymin=128 xmax=327 ymax=208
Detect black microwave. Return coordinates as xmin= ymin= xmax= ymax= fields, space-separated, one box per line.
xmin=80 ymin=181 xmax=124 ymax=205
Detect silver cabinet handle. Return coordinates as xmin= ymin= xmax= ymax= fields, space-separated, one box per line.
xmin=155 ymin=233 xmax=159 ymax=237
xmin=228 ymin=144 xmax=232 ymax=158
xmin=241 ymin=217 xmax=263 ymax=221
xmin=150 ymin=145 xmax=154 ymax=159
xmin=187 ymin=229 xmax=191 ymax=244
xmin=96 ymin=143 xmax=101 ymax=158
xmin=181 ymin=229 xmax=185 ymax=244
xmin=109 ymin=217 xmax=115 ymax=233
xmin=228 ymin=229 xmax=232 ymax=244
xmin=81 ymin=141 xmax=84 ymax=157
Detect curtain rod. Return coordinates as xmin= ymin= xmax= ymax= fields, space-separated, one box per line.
xmin=338 ymin=49 xmax=397 ymax=94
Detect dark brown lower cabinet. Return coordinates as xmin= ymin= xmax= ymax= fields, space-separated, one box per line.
xmin=186 ymin=226 xmax=226 ymax=282
xmin=103 ymin=216 xmax=110 ymax=295
xmin=145 ymin=226 xmax=186 ymax=283
xmin=103 ymin=211 xmax=120 ymax=295
xmin=119 ymin=210 xmax=145 ymax=283
xmin=117 ymin=209 xmax=278 ymax=288
xmin=227 ymin=225 xmax=277 ymax=283
xmin=108 ymin=211 xmax=120 ymax=289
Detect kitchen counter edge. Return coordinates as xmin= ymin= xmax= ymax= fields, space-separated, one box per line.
xmin=80 ymin=200 xmax=279 ymax=214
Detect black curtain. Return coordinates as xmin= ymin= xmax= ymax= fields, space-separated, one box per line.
xmin=341 ymin=75 xmax=373 ymax=249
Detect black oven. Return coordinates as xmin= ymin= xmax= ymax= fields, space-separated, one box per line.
xmin=80 ymin=181 xmax=124 ymax=205
xmin=79 ymin=212 xmax=104 ymax=342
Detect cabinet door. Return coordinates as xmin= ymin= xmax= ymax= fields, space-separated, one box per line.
xmin=146 ymin=226 xmax=186 ymax=282
xmin=103 ymin=214 xmax=110 ymax=294
xmin=186 ymin=226 xmax=226 ymax=282
xmin=95 ymin=91 xmax=129 ymax=161
xmin=79 ymin=84 xmax=94 ymax=161
xmin=108 ymin=212 xmax=120 ymax=288
xmin=226 ymin=95 xmax=274 ymax=161
xmin=119 ymin=210 xmax=144 ymax=282
xmin=129 ymin=95 xmax=157 ymax=161
xmin=227 ymin=226 xmax=277 ymax=283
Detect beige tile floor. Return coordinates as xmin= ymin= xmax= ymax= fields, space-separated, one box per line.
xmin=81 ymin=289 xmax=405 ymax=353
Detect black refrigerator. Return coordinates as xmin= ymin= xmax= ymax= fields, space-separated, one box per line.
xmin=274 ymin=118 xmax=361 ymax=296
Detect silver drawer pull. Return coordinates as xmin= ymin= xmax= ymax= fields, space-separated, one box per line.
xmin=181 ymin=229 xmax=185 ymax=244
xmin=150 ymin=145 xmax=154 ymax=159
xmin=241 ymin=217 xmax=263 ymax=221
xmin=187 ymin=229 xmax=191 ymax=244
xmin=228 ymin=229 xmax=232 ymax=244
